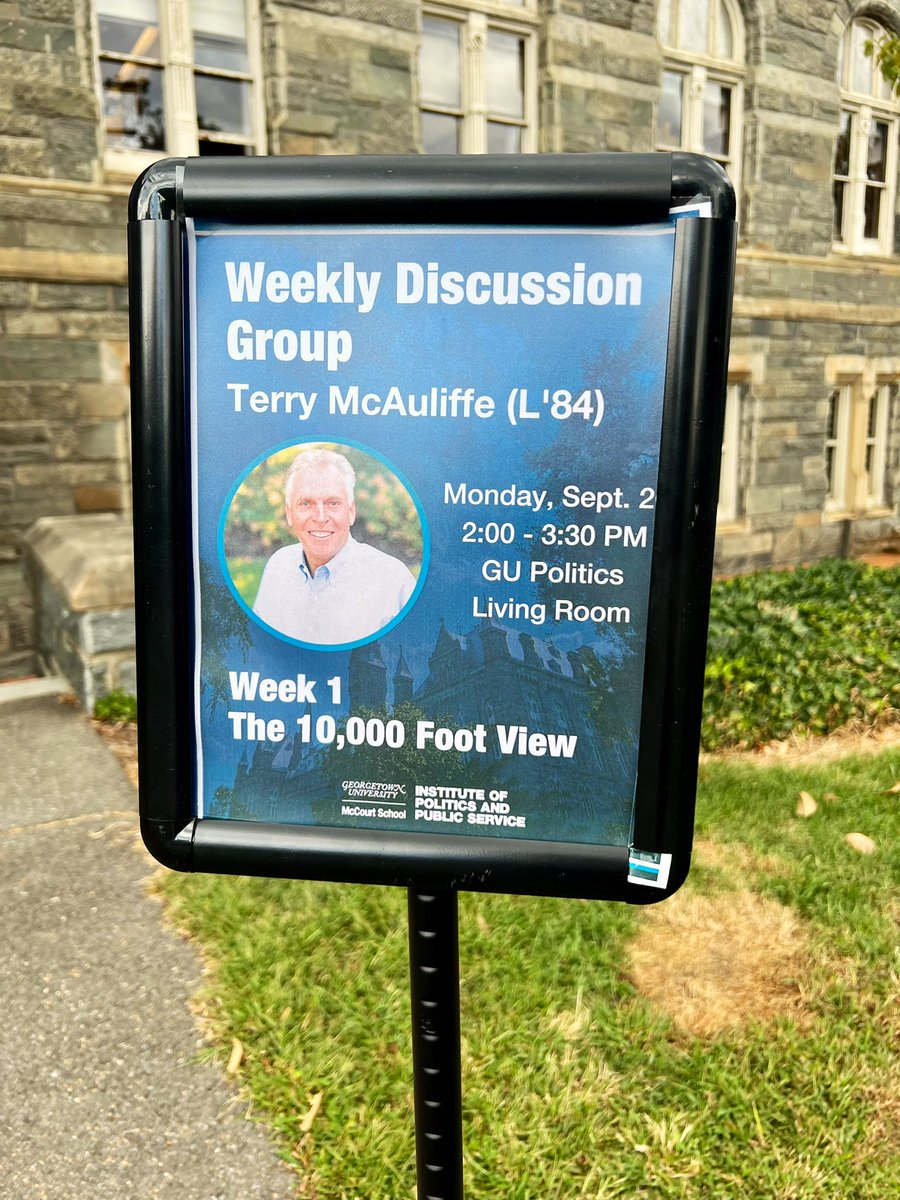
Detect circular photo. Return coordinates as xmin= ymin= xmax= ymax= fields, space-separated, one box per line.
xmin=220 ymin=440 xmax=428 ymax=649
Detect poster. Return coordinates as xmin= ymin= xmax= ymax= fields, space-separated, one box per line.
xmin=188 ymin=221 xmax=678 ymax=847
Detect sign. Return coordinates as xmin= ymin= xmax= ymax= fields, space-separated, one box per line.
xmin=129 ymin=154 xmax=736 ymax=901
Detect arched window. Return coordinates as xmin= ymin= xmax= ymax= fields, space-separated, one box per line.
xmin=833 ymin=17 xmax=900 ymax=255
xmin=656 ymin=0 xmax=745 ymax=186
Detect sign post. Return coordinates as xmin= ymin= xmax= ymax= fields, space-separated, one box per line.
xmin=129 ymin=153 xmax=735 ymax=1192
xmin=409 ymin=887 xmax=463 ymax=1200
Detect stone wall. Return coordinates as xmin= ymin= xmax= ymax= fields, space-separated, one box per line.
xmin=24 ymin=513 xmax=135 ymax=710
xmin=0 ymin=0 xmax=99 ymax=181
xmin=543 ymin=11 xmax=661 ymax=153
xmin=714 ymin=0 xmax=900 ymax=571
xmin=0 ymin=1 xmax=133 ymax=679
xmin=0 ymin=182 xmax=130 ymax=678
xmin=720 ymin=249 xmax=900 ymax=574
xmin=266 ymin=0 xmax=420 ymax=155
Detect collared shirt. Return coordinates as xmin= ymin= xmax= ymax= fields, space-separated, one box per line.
xmin=252 ymin=535 xmax=417 ymax=645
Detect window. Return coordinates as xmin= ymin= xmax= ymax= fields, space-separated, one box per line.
xmin=94 ymin=0 xmax=264 ymax=174
xmin=825 ymin=385 xmax=852 ymax=509
xmin=656 ymin=0 xmax=744 ymax=188
xmin=833 ymin=18 xmax=900 ymax=255
xmin=717 ymin=357 xmax=760 ymax=526
xmin=717 ymin=382 xmax=743 ymax=523
xmin=419 ymin=4 xmax=537 ymax=153
xmin=824 ymin=360 xmax=897 ymax=513
xmin=864 ymin=384 xmax=892 ymax=506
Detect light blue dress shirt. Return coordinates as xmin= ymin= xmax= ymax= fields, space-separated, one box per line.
xmin=252 ymin=535 xmax=416 ymax=644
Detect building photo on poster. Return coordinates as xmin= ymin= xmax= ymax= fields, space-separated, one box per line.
xmin=188 ymin=217 xmax=684 ymax=849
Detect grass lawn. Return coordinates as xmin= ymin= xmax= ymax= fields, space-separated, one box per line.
xmin=159 ymin=746 xmax=900 ymax=1199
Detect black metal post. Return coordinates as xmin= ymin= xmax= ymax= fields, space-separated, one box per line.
xmin=408 ymin=887 xmax=464 ymax=1200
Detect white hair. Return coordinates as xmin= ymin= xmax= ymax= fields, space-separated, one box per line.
xmin=285 ymin=448 xmax=356 ymax=505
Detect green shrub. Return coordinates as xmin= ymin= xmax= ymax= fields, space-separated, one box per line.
xmin=93 ymin=689 xmax=138 ymax=723
xmin=702 ymin=559 xmax=899 ymax=750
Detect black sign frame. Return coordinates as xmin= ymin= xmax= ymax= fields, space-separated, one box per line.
xmin=128 ymin=152 xmax=735 ymax=903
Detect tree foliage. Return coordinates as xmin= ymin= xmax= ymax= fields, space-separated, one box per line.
xmin=865 ymin=33 xmax=900 ymax=97
xmin=199 ymin=560 xmax=253 ymax=715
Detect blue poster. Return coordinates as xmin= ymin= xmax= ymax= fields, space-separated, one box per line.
xmin=187 ymin=222 xmax=677 ymax=847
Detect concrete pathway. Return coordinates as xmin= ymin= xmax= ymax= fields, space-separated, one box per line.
xmin=0 ymin=690 xmax=295 ymax=1199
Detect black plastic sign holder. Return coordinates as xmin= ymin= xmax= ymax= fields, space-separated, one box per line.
xmin=128 ymin=152 xmax=736 ymax=1198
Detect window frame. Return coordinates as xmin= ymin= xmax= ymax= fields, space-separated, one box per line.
xmin=824 ymin=357 xmax=899 ymax=515
xmin=864 ymin=381 xmax=893 ymax=507
xmin=717 ymin=352 xmax=760 ymax=528
xmin=717 ymin=381 xmax=743 ymax=523
xmin=419 ymin=1 xmax=539 ymax=155
xmin=824 ymin=383 xmax=853 ymax=511
xmin=833 ymin=17 xmax=900 ymax=257
xmin=92 ymin=0 xmax=267 ymax=180
xmin=656 ymin=0 xmax=745 ymax=198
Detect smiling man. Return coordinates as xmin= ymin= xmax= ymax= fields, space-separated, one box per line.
xmin=252 ymin=448 xmax=417 ymax=645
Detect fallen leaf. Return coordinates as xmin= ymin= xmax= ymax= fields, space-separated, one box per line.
xmin=882 ymin=782 xmax=900 ymax=795
xmin=845 ymin=832 xmax=876 ymax=855
xmin=796 ymin=791 xmax=817 ymax=818
xmin=822 ymin=792 xmax=840 ymax=804
xmin=476 ymin=914 xmax=491 ymax=937
xmin=299 ymin=1092 xmax=323 ymax=1133
xmin=280 ymin=1006 xmax=292 ymax=1022
xmin=226 ymin=1037 xmax=244 ymax=1075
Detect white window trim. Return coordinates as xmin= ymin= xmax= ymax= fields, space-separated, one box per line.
xmin=824 ymin=383 xmax=853 ymax=512
xmin=92 ymin=0 xmax=267 ymax=180
xmin=824 ymin=356 xmax=899 ymax=516
xmin=865 ymin=382 xmax=892 ymax=506
xmin=420 ymin=2 xmax=539 ymax=155
xmin=432 ymin=0 xmax=537 ymax=15
xmin=833 ymin=103 xmax=899 ymax=257
xmin=717 ymin=351 xmax=761 ymax=528
xmin=717 ymin=382 xmax=742 ymax=523
xmin=657 ymin=62 xmax=743 ymax=184
xmin=833 ymin=19 xmax=900 ymax=257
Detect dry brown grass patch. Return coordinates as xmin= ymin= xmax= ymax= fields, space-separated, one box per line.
xmin=692 ymin=838 xmax=787 ymax=880
xmin=627 ymin=888 xmax=812 ymax=1037
xmin=701 ymin=718 xmax=900 ymax=766
xmin=856 ymin=1066 xmax=900 ymax=1164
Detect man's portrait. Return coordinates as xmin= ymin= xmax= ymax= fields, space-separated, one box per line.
xmin=222 ymin=442 xmax=425 ymax=647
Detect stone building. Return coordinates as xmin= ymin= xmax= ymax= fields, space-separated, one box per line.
xmin=1 ymin=0 xmax=898 ymax=695
xmin=217 ymin=619 xmax=632 ymax=837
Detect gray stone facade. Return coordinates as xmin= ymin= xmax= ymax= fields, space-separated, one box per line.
xmin=24 ymin=513 xmax=135 ymax=709
xmin=1 ymin=0 xmax=898 ymax=682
